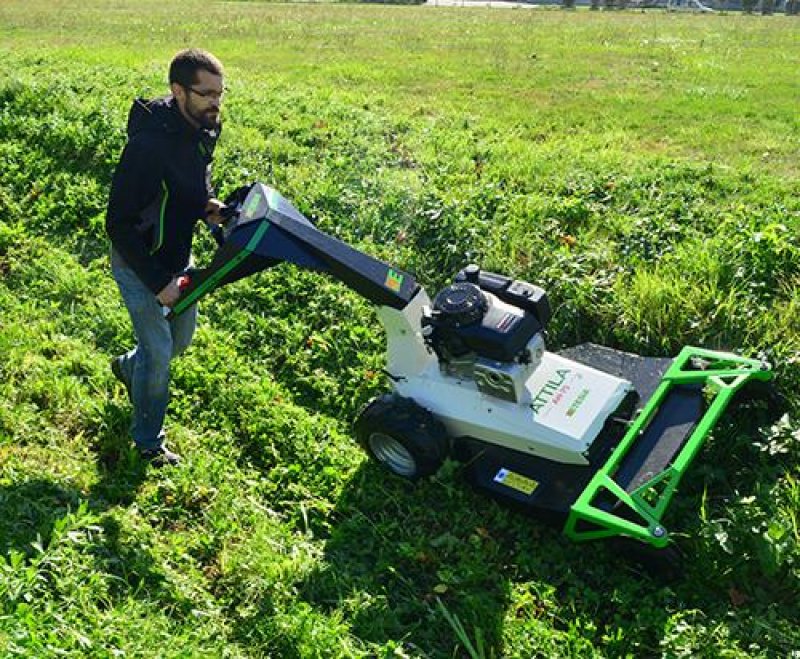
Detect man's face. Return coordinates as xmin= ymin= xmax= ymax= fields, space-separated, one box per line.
xmin=173 ymin=69 xmax=224 ymax=130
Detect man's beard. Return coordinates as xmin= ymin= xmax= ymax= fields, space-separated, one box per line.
xmin=186 ymin=99 xmax=220 ymax=130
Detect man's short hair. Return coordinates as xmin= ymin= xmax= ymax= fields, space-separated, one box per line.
xmin=169 ymin=49 xmax=224 ymax=87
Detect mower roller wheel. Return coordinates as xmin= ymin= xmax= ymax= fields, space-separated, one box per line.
xmin=731 ymin=379 xmax=784 ymax=420
xmin=611 ymin=538 xmax=686 ymax=582
xmin=355 ymin=394 xmax=449 ymax=480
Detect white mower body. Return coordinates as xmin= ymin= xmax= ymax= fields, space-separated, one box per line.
xmin=377 ymin=290 xmax=633 ymax=465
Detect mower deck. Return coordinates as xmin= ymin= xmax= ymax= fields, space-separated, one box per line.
xmin=459 ymin=345 xmax=773 ymax=548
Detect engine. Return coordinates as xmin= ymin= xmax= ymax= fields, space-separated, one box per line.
xmin=422 ymin=265 xmax=552 ymax=403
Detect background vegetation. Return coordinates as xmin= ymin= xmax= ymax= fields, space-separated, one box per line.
xmin=0 ymin=1 xmax=798 ymax=656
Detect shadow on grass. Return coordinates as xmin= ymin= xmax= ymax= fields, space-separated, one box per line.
xmin=0 ymin=400 xmax=188 ymax=614
xmin=0 ymin=478 xmax=85 ymax=558
xmin=0 ymin=399 xmax=147 ymax=554
xmin=274 ymin=461 xmax=678 ymax=657
xmin=239 ymin=393 xmax=799 ymax=657
xmin=88 ymin=400 xmax=151 ymax=506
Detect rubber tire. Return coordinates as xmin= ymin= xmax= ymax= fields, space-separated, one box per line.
xmin=355 ymin=394 xmax=449 ymax=480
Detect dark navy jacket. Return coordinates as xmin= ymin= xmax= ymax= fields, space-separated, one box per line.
xmin=106 ymin=96 xmax=219 ymax=294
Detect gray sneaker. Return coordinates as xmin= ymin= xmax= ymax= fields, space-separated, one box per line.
xmin=136 ymin=445 xmax=182 ymax=468
xmin=110 ymin=356 xmax=132 ymax=401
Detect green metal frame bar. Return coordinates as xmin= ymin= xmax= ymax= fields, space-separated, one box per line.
xmin=564 ymin=346 xmax=773 ymax=548
xmin=171 ymin=221 xmax=270 ymax=317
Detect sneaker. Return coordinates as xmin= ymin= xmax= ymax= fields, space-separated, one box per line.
xmin=111 ymin=356 xmax=132 ymax=401
xmin=137 ymin=445 xmax=182 ymax=468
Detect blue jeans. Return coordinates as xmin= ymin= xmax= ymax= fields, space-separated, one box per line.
xmin=111 ymin=250 xmax=197 ymax=450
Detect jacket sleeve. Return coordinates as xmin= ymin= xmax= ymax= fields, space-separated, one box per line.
xmin=105 ymin=135 xmax=174 ymax=295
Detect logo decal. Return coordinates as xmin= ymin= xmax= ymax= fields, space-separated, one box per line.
xmin=384 ymin=268 xmax=404 ymax=292
xmin=566 ymin=388 xmax=590 ymax=417
xmin=531 ymin=369 xmax=571 ymax=414
xmin=496 ymin=312 xmax=518 ymax=333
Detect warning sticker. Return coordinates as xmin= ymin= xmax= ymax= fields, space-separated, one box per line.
xmin=493 ymin=468 xmax=539 ymax=496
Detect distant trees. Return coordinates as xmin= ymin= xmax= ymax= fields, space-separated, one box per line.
xmin=569 ymin=0 xmax=799 ymax=10
xmin=585 ymin=0 xmax=627 ymax=8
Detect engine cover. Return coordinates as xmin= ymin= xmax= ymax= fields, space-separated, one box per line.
xmin=426 ymin=286 xmax=543 ymax=363
xmin=432 ymin=283 xmax=488 ymax=328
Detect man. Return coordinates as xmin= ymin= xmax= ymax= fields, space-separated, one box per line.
xmin=106 ymin=49 xmax=227 ymax=467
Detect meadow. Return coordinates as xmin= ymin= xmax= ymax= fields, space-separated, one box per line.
xmin=0 ymin=0 xmax=799 ymax=656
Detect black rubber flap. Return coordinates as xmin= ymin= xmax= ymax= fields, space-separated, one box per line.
xmin=456 ymin=437 xmax=594 ymax=516
xmin=558 ymin=343 xmax=705 ymax=493
xmin=614 ymin=384 xmax=704 ymax=492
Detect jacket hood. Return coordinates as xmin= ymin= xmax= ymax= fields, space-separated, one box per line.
xmin=126 ymin=96 xmax=220 ymax=143
xmin=126 ymin=96 xmax=181 ymax=137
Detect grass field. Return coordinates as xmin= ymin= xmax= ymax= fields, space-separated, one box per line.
xmin=1 ymin=1 xmax=799 ymax=656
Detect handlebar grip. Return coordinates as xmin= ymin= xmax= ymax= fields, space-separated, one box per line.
xmin=220 ymin=204 xmax=239 ymax=220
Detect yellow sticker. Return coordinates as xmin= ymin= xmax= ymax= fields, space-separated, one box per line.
xmin=493 ymin=468 xmax=539 ymax=496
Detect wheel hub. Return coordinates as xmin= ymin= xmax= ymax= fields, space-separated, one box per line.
xmin=368 ymin=432 xmax=417 ymax=477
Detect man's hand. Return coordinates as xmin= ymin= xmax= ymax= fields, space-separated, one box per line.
xmin=205 ymin=198 xmax=228 ymax=226
xmin=156 ymin=277 xmax=183 ymax=308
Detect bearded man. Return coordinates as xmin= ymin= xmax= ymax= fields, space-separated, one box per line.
xmin=106 ymin=48 xmax=227 ymax=467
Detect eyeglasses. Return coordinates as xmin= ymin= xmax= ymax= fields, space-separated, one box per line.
xmin=186 ymin=86 xmax=225 ymax=101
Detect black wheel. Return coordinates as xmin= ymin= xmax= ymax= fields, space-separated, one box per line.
xmin=354 ymin=394 xmax=449 ymax=480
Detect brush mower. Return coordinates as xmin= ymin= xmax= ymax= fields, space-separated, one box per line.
xmin=170 ymin=183 xmax=776 ymax=559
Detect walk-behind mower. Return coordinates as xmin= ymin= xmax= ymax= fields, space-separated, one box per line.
xmin=170 ymin=182 xmax=775 ymax=561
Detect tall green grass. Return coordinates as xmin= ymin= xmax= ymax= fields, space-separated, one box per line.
xmin=1 ymin=1 xmax=798 ymax=656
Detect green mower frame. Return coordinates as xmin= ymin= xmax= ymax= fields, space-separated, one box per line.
xmin=565 ymin=347 xmax=773 ymax=548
